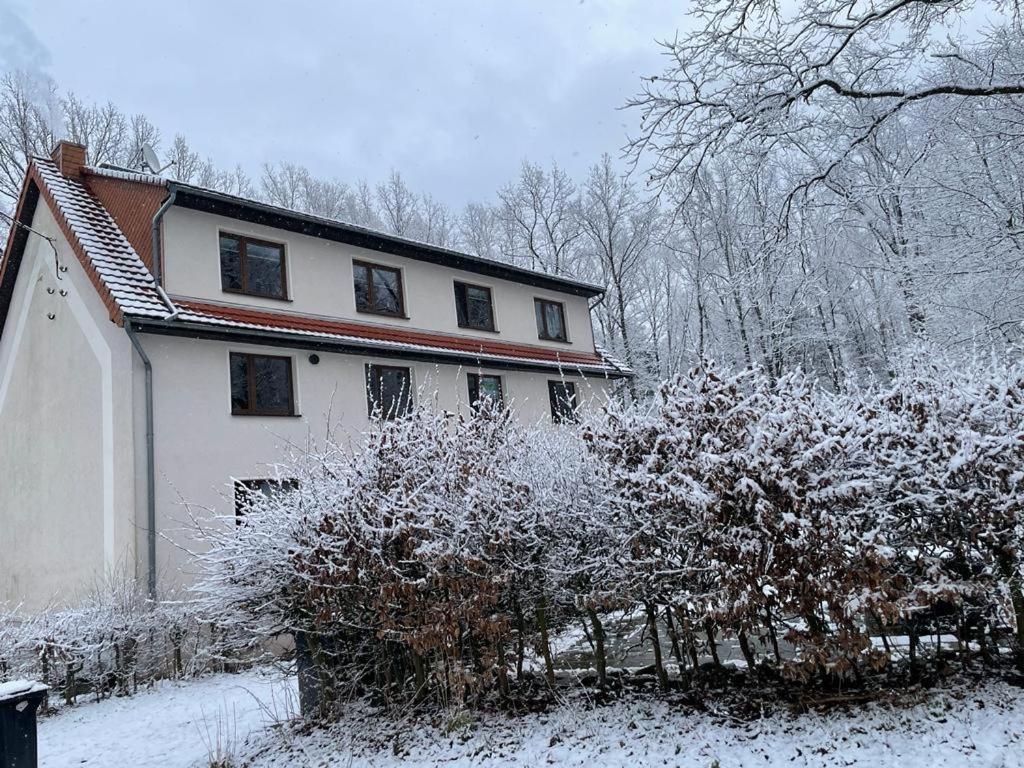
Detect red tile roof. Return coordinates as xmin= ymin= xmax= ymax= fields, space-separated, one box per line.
xmin=171 ymin=298 xmax=628 ymax=375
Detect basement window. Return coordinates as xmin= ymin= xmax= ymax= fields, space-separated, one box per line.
xmin=230 ymin=353 xmax=295 ymax=416
xmin=234 ymin=478 xmax=299 ymax=524
xmin=219 ymin=233 xmax=288 ymax=299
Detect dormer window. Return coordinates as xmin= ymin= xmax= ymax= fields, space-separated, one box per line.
xmin=454 ymin=281 xmax=496 ymax=331
xmin=353 ymin=260 xmax=405 ymax=317
xmin=219 ymin=233 xmax=287 ymax=299
xmin=534 ymin=298 xmax=568 ymax=342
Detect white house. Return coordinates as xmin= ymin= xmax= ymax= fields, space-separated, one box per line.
xmin=0 ymin=141 xmax=630 ymax=609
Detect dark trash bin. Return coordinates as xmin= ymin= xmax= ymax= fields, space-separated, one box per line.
xmin=0 ymin=680 xmax=48 ymax=768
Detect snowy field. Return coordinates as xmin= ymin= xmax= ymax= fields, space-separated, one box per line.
xmin=36 ymin=668 xmax=1024 ymax=767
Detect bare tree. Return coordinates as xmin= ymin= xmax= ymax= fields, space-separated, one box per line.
xmin=352 ymin=180 xmax=383 ymax=230
xmin=628 ymin=0 xmax=1024 ymax=202
xmin=581 ymin=154 xmax=658 ymax=384
xmin=376 ymin=170 xmax=421 ymax=238
xmin=498 ymin=160 xmax=583 ymax=273
xmin=0 ymin=71 xmax=57 ymax=202
xmin=62 ymin=94 xmax=128 ymax=168
xmin=260 ymin=161 xmax=308 ymax=210
xmin=421 ymin=193 xmax=456 ymax=247
xmin=165 ymin=134 xmax=203 ymax=182
xmin=299 ymin=174 xmax=356 ymax=220
xmin=457 ymin=202 xmax=502 ymax=260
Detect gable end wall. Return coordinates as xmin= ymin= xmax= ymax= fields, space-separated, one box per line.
xmin=0 ymin=203 xmax=137 ymax=610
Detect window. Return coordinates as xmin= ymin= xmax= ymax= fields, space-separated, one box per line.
xmin=353 ymin=260 xmax=405 ymax=316
xmin=454 ymin=281 xmax=496 ymax=331
xmin=535 ymin=298 xmax=568 ymax=342
xmin=234 ymin=478 xmax=299 ymax=524
xmin=548 ymin=380 xmax=578 ymax=423
xmin=219 ymin=233 xmax=287 ymax=299
xmin=467 ymin=373 xmax=503 ymax=409
xmin=230 ymin=353 xmax=295 ymax=416
xmin=366 ymin=364 xmax=413 ymax=419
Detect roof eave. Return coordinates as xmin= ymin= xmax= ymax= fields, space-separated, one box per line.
xmin=126 ymin=314 xmax=633 ymax=379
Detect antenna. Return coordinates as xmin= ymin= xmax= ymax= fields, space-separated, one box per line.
xmin=139 ymin=143 xmax=174 ymax=175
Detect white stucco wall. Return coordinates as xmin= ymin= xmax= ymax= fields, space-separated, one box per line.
xmin=0 ymin=201 xmax=616 ymax=607
xmin=161 ymin=207 xmax=598 ymax=353
xmin=0 ymin=204 xmax=137 ymax=610
xmin=141 ymin=333 xmax=613 ymax=587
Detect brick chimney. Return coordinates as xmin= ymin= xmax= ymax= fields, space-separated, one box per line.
xmin=50 ymin=140 xmax=87 ymax=179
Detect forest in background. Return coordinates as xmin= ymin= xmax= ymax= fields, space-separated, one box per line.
xmin=2 ymin=0 xmax=1023 ymax=393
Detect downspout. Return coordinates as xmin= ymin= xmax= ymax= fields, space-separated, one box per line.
xmin=126 ymin=319 xmax=157 ymax=598
xmin=129 ymin=186 xmax=177 ymax=598
xmin=151 ymin=186 xmax=179 ymax=319
xmin=150 ymin=186 xmax=176 ymax=288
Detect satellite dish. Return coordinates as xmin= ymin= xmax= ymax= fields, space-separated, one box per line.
xmin=140 ymin=143 xmax=162 ymax=174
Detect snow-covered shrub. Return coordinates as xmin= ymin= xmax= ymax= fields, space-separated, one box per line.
xmin=0 ymin=574 xmax=211 ymax=705
xmin=585 ymin=365 xmax=888 ymax=683
xmin=586 ymin=358 xmax=1024 ymax=682
xmin=191 ymin=355 xmax=1024 ymax=717
xmin=854 ymin=353 xmax=1024 ymax=669
xmin=193 ymin=402 xmax=578 ymax=713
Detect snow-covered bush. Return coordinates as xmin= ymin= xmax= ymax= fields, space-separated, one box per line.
xmin=191 ymin=354 xmax=1024 ymax=716
xmin=0 ymin=574 xmax=213 ymax=705
xmin=854 ymin=354 xmax=1024 ymax=670
xmin=193 ymin=402 xmax=560 ymax=713
xmin=585 ymin=365 xmax=891 ymax=684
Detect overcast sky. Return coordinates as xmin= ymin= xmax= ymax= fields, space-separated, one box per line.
xmin=1 ymin=0 xmax=685 ymax=207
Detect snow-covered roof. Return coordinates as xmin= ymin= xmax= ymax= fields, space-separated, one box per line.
xmin=33 ymin=158 xmax=169 ymax=319
xmin=84 ymin=165 xmax=168 ymax=186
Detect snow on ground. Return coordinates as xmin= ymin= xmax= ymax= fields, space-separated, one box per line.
xmin=244 ymin=680 xmax=1024 ymax=768
xmin=35 ymin=668 xmax=1024 ymax=767
xmin=37 ymin=667 xmax=297 ymax=768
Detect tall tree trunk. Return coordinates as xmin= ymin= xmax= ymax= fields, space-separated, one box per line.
xmin=612 ymin=278 xmax=639 ymax=399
